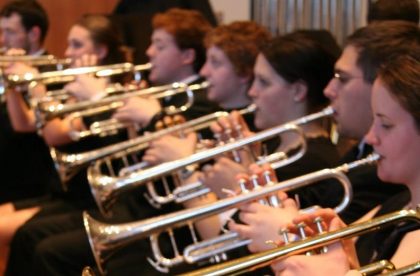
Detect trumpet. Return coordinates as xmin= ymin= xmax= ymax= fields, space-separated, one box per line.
xmin=51 ymin=104 xmax=255 ymax=192
xmin=87 ymin=106 xmax=333 ymax=215
xmin=2 ymin=62 xmax=151 ymax=87
xmin=0 ymin=54 xmax=71 ymax=67
xmin=83 ymin=154 xmax=379 ymax=274
xmin=36 ymin=80 xmax=208 ymax=132
xmin=182 ymin=205 xmax=420 ymax=276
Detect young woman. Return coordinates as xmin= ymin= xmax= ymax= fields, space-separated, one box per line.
xmin=271 ymin=51 xmax=420 ymax=276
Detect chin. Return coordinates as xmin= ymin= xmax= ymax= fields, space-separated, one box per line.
xmin=377 ymin=164 xmax=399 ymax=184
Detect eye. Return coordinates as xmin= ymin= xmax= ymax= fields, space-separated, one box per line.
xmin=334 ymin=72 xmax=350 ymax=84
xmin=256 ymin=75 xmax=270 ymax=88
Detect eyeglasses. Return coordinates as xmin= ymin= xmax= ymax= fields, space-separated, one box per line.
xmin=333 ymin=72 xmax=364 ymax=85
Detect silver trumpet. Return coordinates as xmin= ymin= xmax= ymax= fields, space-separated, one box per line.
xmin=49 ymin=82 xmax=225 ymax=187
xmin=182 ymin=204 xmax=420 ymax=276
xmin=2 ymin=62 xmax=151 ymax=88
xmin=83 ymin=154 xmax=379 ymax=274
xmin=87 ymin=106 xmax=333 ymax=216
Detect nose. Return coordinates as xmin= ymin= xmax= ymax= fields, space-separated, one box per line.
xmin=199 ymin=61 xmax=209 ymax=78
xmin=364 ymin=124 xmax=378 ymax=146
xmin=324 ymin=78 xmax=337 ymax=100
xmin=146 ymin=44 xmax=154 ymax=59
xmin=248 ymin=80 xmax=258 ymax=99
xmin=64 ymin=46 xmax=73 ymax=58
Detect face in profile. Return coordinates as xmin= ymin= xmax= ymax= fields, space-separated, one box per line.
xmin=65 ymin=24 xmax=103 ymax=66
xmin=324 ymin=45 xmax=373 ymax=140
xmin=0 ymin=13 xmax=31 ymax=52
xmin=365 ymin=78 xmax=420 ymax=185
xmin=200 ymin=46 xmax=248 ymax=107
xmin=248 ymin=54 xmax=296 ymax=130
xmin=146 ymin=28 xmax=190 ymax=85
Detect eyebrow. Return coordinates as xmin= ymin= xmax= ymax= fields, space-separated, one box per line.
xmin=375 ymin=113 xmax=391 ymax=121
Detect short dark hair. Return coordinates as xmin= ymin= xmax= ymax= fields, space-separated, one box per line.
xmin=261 ymin=30 xmax=340 ymax=112
xmin=367 ymin=0 xmax=419 ymax=24
xmin=378 ymin=50 xmax=420 ymax=131
xmin=152 ymin=8 xmax=212 ymax=72
xmin=345 ymin=21 xmax=420 ymax=83
xmin=0 ymin=0 xmax=49 ymax=43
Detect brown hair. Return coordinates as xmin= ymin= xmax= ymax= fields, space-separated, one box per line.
xmin=378 ymin=51 xmax=420 ymax=131
xmin=152 ymin=8 xmax=212 ymax=72
xmin=0 ymin=0 xmax=49 ymax=43
xmin=75 ymin=14 xmax=126 ymax=66
xmin=346 ymin=21 xmax=420 ymax=83
xmin=204 ymin=21 xmax=271 ymax=77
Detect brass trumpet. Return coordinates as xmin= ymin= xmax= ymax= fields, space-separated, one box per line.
xmin=83 ymin=154 xmax=379 ymax=274
xmin=0 ymin=54 xmax=71 ymax=67
xmin=182 ymin=205 xmax=420 ymax=276
xmin=87 ymin=107 xmax=333 ymax=215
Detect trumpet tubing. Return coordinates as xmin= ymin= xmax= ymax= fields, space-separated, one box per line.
xmin=182 ymin=206 xmax=420 ymax=276
xmin=0 ymin=54 xmax=71 ymax=67
xmin=87 ymin=107 xmax=333 ymax=215
xmin=83 ymin=154 xmax=378 ymax=274
xmin=51 ymin=102 xmax=251 ymax=191
xmin=5 ymin=62 xmax=151 ymax=86
xmin=36 ymin=80 xmax=207 ymax=130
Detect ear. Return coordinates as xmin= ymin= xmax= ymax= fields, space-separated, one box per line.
xmin=28 ymin=26 xmax=41 ymax=44
xmin=292 ymin=80 xmax=308 ymax=102
xmin=181 ymin=48 xmax=196 ymax=66
xmin=95 ymin=44 xmax=108 ymax=60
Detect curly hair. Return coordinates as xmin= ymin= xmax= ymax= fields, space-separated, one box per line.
xmin=152 ymin=8 xmax=212 ymax=72
xmin=204 ymin=21 xmax=271 ymax=77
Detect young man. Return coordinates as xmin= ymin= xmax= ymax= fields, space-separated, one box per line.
xmin=0 ymin=0 xmax=48 ymax=55
xmin=0 ymin=0 xmax=58 ymax=203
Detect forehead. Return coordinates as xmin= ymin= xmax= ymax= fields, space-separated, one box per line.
xmin=0 ymin=12 xmax=24 ymax=29
xmin=151 ymin=28 xmax=176 ymax=44
xmin=254 ymin=54 xmax=275 ymax=75
xmin=335 ymin=45 xmax=362 ymax=75
xmin=67 ymin=25 xmax=91 ymax=41
xmin=207 ymin=45 xmax=228 ymax=59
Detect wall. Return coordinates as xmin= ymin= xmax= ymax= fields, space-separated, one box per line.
xmin=209 ymin=0 xmax=250 ymax=24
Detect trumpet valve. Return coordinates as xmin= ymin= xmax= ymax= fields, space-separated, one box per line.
xmin=263 ymin=170 xmax=282 ymax=208
xmin=238 ymin=177 xmax=250 ymax=194
xmin=313 ymin=217 xmax=329 ymax=254
xmin=250 ymin=174 xmax=268 ymax=205
xmin=296 ymin=222 xmax=316 ymax=256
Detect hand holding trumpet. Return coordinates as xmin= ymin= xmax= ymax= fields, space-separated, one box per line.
xmin=271 ymin=208 xmax=359 ymax=276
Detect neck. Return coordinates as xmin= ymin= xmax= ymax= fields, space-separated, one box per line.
xmin=277 ymin=121 xmax=327 ymax=153
xmin=28 ymin=42 xmax=43 ymax=56
xmin=219 ymin=83 xmax=251 ymax=110
xmin=408 ymin=178 xmax=420 ymax=207
xmin=170 ymin=67 xmax=196 ymax=84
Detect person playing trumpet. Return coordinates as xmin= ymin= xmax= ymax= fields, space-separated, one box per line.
xmin=271 ymin=48 xmax=420 ymax=276
xmin=5 ymin=8 xmax=220 ymax=276
xmin=226 ymin=20 xmax=419 ymax=275
xmin=2 ymin=13 xmax=133 ymax=275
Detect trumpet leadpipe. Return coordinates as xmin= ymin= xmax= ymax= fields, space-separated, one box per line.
xmin=84 ymin=154 xmax=377 ymax=273
xmin=182 ymin=206 xmax=420 ymax=276
xmin=89 ymin=106 xmax=333 ymax=198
